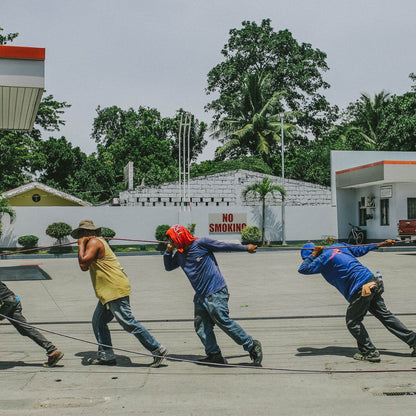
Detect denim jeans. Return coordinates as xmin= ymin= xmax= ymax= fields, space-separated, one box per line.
xmin=92 ymin=296 xmax=161 ymax=361
xmin=193 ymin=287 xmax=253 ymax=355
xmin=346 ymin=278 xmax=416 ymax=354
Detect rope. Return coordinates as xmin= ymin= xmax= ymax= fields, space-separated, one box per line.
xmin=1 ymin=236 xmax=410 ymax=257
xmin=1 ymin=312 xmax=415 ymax=374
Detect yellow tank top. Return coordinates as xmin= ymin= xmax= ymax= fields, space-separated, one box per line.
xmin=88 ymin=238 xmax=131 ymax=304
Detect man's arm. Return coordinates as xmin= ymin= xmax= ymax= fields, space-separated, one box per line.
xmin=298 ymin=247 xmax=325 ymax=275
xmin=347 ymin=239 xmax=394 ymax=257
xmin=198 ymin=238 xmax=257 ymax=253
xmin=163 ymin=243 xmax=180 ymax=271
xmin=77 ymin=237 xmax=104 ymax=271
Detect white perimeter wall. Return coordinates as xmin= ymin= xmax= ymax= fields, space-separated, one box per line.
xmin=0 ymin=204 xmax=337 ymax=248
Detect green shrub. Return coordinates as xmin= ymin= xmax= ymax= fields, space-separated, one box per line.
xmin=17 ymin=235 xmax=39 ymax=249
xmin=46 ymin=222 xmax=72 ymax=253
xmin=101 ymin=227 xmax=116 ymax=240
xmin=187 ymin=223 xmax=196 ymax=236
xmin=241 ymin=226 xmax=261 ymax=244
xmin=155 ymin=224 xmax=170 ymax=251
xmin=46 ymin=222 xmax=72 ymax=242
xmin=155 ymin=224 xmax=170 ymax=242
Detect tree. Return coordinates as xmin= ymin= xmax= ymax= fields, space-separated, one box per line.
xmin=0 ymin=27 xmax=18 ymax=45
xmin=206 ymin=19 xmax=337 ymax=140
xmin=91 ymin=106 xmax=207 ymax=187
xmin=213 ymin=72 xmax=297 ymax=161
xmin=377 ymin=74 xmax=416 ymax=151
xmin=0 ymin=95 xmax=71 ymax=191
xmin=0 ymin=198 xmax=16 ymax=238
xmin=242 ymin=177 xmax=285 ymax=245
xmin=32 ymin=137 xmax=87 ymax=188
xmin=342 ymin=91 xmax=391 ymax=149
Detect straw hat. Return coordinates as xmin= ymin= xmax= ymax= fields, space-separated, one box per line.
xmin=71 ymin=219 xmax=101 ymax=239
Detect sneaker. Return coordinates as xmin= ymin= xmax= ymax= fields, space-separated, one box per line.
xmin=86 ymin=357 xmax=117 ymax=366
xmin=43 ymin=350 xmax=64 ymax=368
xmin=411 ymin=342 xmax=416 ymax=357
xmin=249 ymin=339 xmax=263 ymax=366
xmin=197 ymin=353 xmax=228 ymax=365
xmin=150 ymin=346 xmax=168 ymax=368
xmin=353 ymin=350 xmax=381 ymax=362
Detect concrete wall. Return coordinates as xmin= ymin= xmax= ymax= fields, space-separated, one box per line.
xmin=1 ymin=170 xmax=337 ymax=248
xmin=0 ymin=204 xmax=337 ymax=248
xmin=119 ymin=170 xmax=332 ymax=208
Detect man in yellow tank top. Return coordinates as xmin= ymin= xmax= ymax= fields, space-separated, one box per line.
xmin=72 ymin=220 xmax=167 ymax=367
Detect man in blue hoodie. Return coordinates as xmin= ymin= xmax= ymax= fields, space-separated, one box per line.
xmin=163 ymin=225 xmax=262 ymax=366
xmin=298 ymin=240 xmax=416 ymax=362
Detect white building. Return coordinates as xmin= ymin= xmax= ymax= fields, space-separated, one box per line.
xmin=331 ymin=150 xmax=416 ymax=241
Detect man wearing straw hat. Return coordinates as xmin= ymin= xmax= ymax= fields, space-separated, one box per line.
xmin=72 ymin=219 xmax=167 ymax=367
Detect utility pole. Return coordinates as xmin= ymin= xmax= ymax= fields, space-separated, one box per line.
xmin=280 ymin=113 xmax=287 ymax=245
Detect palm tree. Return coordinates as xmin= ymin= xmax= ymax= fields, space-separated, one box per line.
xmin=213 ymin=73 xmax=295 ymax=159
xmin=343 ymin=91 xmax=391 ymax=149
xmin=0 ymin=197 xmax=16 ymax=238
xmin=242 ymin=177 xmax=285 ymax=245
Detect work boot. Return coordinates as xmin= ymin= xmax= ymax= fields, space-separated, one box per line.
xmin=43 ymin=350 xmax=64 ymax=368
xmin=411 ymin=342 xmax=416 ymax=357
xmin=150 ymin=346 xmax=168 ymax=368
xmin=198 ymin=353 xmax=228 ymax=365
xmin=87 ymin=357 xmax=117 ymax=366
xmin=353 ymin=350 xmax=381 ymax=362
xmin=249 ymin=340 xmax=263 ymax=366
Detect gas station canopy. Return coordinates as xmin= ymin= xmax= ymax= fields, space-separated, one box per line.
xmin=0 ymin=45 xmax=45 ymax=131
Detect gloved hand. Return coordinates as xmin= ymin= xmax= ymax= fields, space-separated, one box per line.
xmin=312 ymin=246 xmax=323 ymax=257
xmin=377 ymin=239 xmax=395 ymax=248
xmin=247 ymin=244 xmax=257 ymax=253
xmin=362 ymin=281 xmax=377 ymax=296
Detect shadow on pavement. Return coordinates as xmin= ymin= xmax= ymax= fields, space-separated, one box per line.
xmin=0 ymin=360 xmax=45 ymax=369
xmin=167 ymin=353 xmax=256 ymax=367
xmin=75 ymin=350 xmax=166 ymax=368
xmin=296 ymin=345 xmax=412 ymax=358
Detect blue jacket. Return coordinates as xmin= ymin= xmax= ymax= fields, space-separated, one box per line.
xmin=163 ymin=238 xmax=248 ymax=299
xmin=298 ymin=243 xmax=378 ymax=301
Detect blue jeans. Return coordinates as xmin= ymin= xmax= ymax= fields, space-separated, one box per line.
xmin=193 ymin=287 xmax=253 ymax=355
xmin=92 ymin=296 xmax=161 ymax=361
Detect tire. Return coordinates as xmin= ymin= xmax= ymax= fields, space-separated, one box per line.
xmin=355 ymin=231 xmax=364 ymax=245
xmin=347 ymin=232 xmax=354 ymax=244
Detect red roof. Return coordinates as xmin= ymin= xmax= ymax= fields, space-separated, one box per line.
xmin=0 ymin=45 xmax=45 ymax=60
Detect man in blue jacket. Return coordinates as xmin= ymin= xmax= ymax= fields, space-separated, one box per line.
xmin=298 ymin=240 xmax=416 ymax=362
xmin=163 ymin=224 xmax=263 ymax=366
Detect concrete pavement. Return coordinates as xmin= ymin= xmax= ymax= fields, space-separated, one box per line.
xmin=1 ymin=248 xmax=416 ymax=415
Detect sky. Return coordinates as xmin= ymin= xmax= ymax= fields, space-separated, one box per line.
xmin=2 ymin=0 xmax=416 ymax=160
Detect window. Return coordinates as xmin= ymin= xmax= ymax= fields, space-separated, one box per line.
xmin=359 ymin=199 xmax=367 ymax=226
xmin=408 ymin=198 xmax=416 ymax=219
xmin=380 ymin=199 xmax=389 ymax=225
xmin=32 ymin=193 xmax=41 ymax=203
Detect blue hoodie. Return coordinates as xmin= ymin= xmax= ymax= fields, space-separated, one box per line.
xmin=163 ymin=238 xmax=248 ymax=298
xmin=298 ymin=242 xmax=378 ymax=301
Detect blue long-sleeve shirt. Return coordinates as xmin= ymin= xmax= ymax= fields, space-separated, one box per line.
xmin=297 ymin=243 xmax=378 ymax=301
xmin=163 ymin=238 xmax=248 ymax=298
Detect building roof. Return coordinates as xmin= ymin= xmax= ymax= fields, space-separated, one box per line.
xmin=336 ymin=160 xmax=416 ymax=189
xmin=0 ymin=45 xmax=45 ymax=131
xmin=2 ymin=182 xmax=92 ymax=207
